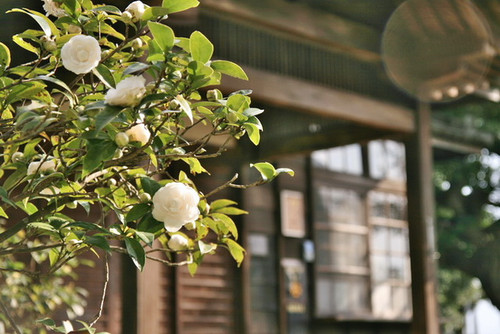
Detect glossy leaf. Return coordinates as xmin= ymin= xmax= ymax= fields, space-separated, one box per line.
xmin=190 ymin=31 xmax=213 ymax=64
xmin=125 ymin=237 xmax=146 ymax=271
xmin=148 ymin=21 xmax=175 ymax=52
xmin=210 ymin=60 xmax=248 ymax=80
xmin=162 ymin=0 xmax=199 ymax=14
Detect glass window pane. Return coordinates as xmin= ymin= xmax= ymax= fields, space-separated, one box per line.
xmin=389 ymin=255 xmax=407 ymax=280
xmin=371 ymin=225 xmax=390 ymax=252
xmin=316 ymin=187 xmax=364 ymax=225
xmin=371 ymin=254 xmax=390 ymax=282
xmin=390 ymin=227 xmax=409 ymax=253
xmin=392 ymin=286 xmax=412 ymax=318
xmin=315 ymin=274 xmax=370 ymax=317
xmin=311 ymin=144 xmax=362 ymax=175
xmin=372 ymin=283 xmax=391 ymax=317
xmin=369 ymin=140 xmax=406 ymax=181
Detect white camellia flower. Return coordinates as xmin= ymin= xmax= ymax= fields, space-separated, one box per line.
xmin=105 ymin=76 xmax=146 ymax=107
xmin=152 ymin=182 xmax=200 ymax=232
xmin=125 ymin=1 xmax=149 ymax=22
xmin=126 ymin=123 xmax=150 ymax=145
xmin=42 ymin=0 xmax=67 ymax=17
xmin=167 ymin=234 xmax=189 ymax=251
xmin=27 ymin=160 xmax=56 ymax=175
xmin=61 ymin=35 xmax=101 ymax=74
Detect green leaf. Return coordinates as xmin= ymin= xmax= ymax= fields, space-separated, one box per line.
xmin=0 ymin=42 xmax=11 ymax=71
xmin=35 ymin=75 xmax=77 ymax=105
xmin=140 ymin=177 xmax=162 ymax=196
xmin=227 ymin=94 xmax=250 ymax=113
xmin=212 ymin=213 xmax=238 ymax=239
xmin=49 ymin=248 xmax=59 ymax=266
xmin=8 ymin=9 xmax=59 ymax=37
xmin=175 ymin=94 xmax=193 ymax=123
xmin=210 ymin=199 xmax=237 ymax=211
xmin=181 ymin=157 xmax=208 ymax=175
xmin=250 ymin=162 xmax=275 ymax=181
xmin=126 ymin=203 xmax=151 ymax=222
xmin=190 ymin=31 xmax=213 ymax=64
xmin=93 ymin=64 xmax=116 ymax=89
xmin=83 ymin=139 xmax=117 ymax=176
xmin=137 ymin=213 xmax=164 ymax=234
xmin=275 ymin=167 xmax=295 ymax=177
xmin=85 ymin=235 xmax=111 ymax=252
xmin=124 ymin=62 xmax=150 ymax=76
xmin=62 ymin=0 xmax=80 ymax=15
xmin=0 ymin=206 xmax=8 ymax=219
xmin=223 ymin=238 xmax=245 ymax=266
xmin=147 ymin=21 xmax=175 ymax=52
xmin=125 ymin=237 xmax=146 ymax=271
xmin=162 ymin=0 xmax=200 ymax=14
xmin=95 ymin=106 xmax=122 ymax=132
xmin=135 ymin=231 xmax=154 ymax=246
xmin=6 ymin=81 xmax=46 ymax=105
xmin=12 ymin=35 xmax=39 ymax=55
xmin=142 ymin=6 xmax=169 ymax=21
xmin=214 ymin=206 xmax=248 ymax=215
xmin=243 ymin=122 xmax=260 ymax=145
xmin=147 ymin=39 xmax=165 ymax=62
xmin=210 ymin=60 xmax=248 ymax=80
xmin=66 ymin=221 xmax=108 ymax=233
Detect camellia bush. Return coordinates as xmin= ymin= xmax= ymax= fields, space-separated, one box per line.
xmin=0 ymin=0 xmax=293 ymax=332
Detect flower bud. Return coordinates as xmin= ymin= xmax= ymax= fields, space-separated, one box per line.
xmin=168 ymin=99 xmax=180 ymax=110
xmin=67 ymin=24 xmax=82 ymax=34
xmin=115 ymin=132 xmax=130 ymax=147
xmin=167 ymin=234 xmax=189 ymax=251
xmin=41 ymin=36 xmax=57 ymax=52
xmin=126 ymin=123 xmax=150 ymax=145
xmin=206 ymin=89 xmax=223 ymax=101
xmin=113 ymin=148 xmax=123 ymax=159
xmin=139 ymin=192 xmax=151 ymax=202
xmin=11 ymin=152 xmax=24 ymax=162
xmin=131 ymin=38 xmax=143 ymax=50
xmin=121 ymin=10 xmax=133 ymax=22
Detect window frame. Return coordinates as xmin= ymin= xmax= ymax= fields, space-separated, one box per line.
xmin=311 ymin=150 xmax=412 ymax=322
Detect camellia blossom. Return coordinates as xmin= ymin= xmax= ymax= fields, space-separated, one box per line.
xmin=42 ymin=0 xmax=67 ymax=17
xmin=126 ymin=123 xmax=150 ymax=145
xmin=152 ymin=182 xmax=200 ymax=232
xmin=105 ymin=76 xmax=146 ymax=107
xmin=125 ymin=1 xmax=148 ymax=22
xmin=27 ymin=160 xmax=56 ymax=175
xmin=167 ymin=234 xmax=189 ymax=251
xmin=61 ymin=35 xmax=101 ymax=74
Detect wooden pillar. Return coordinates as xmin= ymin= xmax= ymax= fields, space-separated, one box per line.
xmin=405 ymin=103 xmax=440 ymax=334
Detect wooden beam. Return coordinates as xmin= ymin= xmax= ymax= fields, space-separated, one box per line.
xmin=218 ymin=66 xmax=415 ymax=134
xmin=201 ymin=0 xmax=381 ymax=62
xmin=405 ymin=103 xmax=440 ymax=334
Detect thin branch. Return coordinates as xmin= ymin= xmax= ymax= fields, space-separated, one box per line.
xmin=203 ymin=173 xmax=239 ymax=199
xmin=89 ymin=254 xmax=109 ymax=328
xmin=0 ymin=243 xmax=63 ymax=256
xmin=0 ymin=297 xmax=22 ymax=334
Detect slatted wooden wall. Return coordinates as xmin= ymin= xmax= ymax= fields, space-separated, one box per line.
xmin=175 ymin=242 xmax=237 ymax=334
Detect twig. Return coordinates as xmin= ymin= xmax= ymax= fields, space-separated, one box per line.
xmin=89 ymin=253 xmax=109 ymax=328
xmin=203 ymin=173 xmax=239 ymax=199
xmin=0 ymin=297 xmax=22 ymax=334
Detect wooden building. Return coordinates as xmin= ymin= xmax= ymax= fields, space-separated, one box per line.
xmin=3 ymin=0 xmax=499 ymax=333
